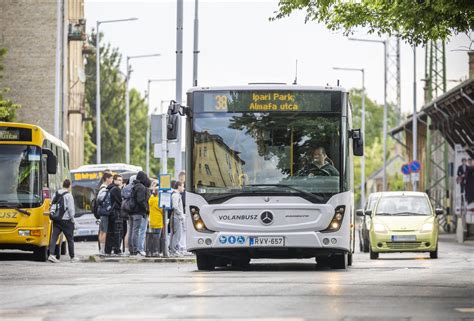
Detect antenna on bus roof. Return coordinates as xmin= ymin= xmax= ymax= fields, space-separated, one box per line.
xmin=292 ymin=59 xmax=298 ymax=85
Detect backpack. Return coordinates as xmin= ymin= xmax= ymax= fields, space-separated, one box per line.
xmin=121 ymin=183 xmax=136 ymax=215
xmin=98 ymin=189 xmax=113 ymax=217
xmin=50 ymin=191 xmax=68 ymax=222
xmin=91 ymin=186 xmax=106 ymax=219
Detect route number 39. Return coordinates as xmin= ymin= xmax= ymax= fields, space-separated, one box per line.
xmin=214 ymin=95 xmax=228 ymax=110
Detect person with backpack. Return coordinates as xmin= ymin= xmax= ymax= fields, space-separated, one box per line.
xmin=48 ymin=179 xmax=78 ymax=263
xmin=121 ymin=175 xmax=136 ymax=255
xmin=129 ymin=171 xmax=150 ymax=256
xmin=105 ymin=174 xmax=123 ymax=255
xmin=96 ymin=172 xmax=113 ymax=255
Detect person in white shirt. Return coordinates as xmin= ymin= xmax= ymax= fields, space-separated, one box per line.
xmin=170 ymin=181 xmax=185 ymax=256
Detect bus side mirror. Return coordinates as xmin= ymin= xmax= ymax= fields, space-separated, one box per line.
xmin=167 ymin=114 xmax=179 ymax=140
xmin=42 ymin=148 xmax=57 ymax=174
xmin=351 ymin=129 xmax=364 ymax=156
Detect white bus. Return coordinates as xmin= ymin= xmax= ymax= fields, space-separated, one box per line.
xmin=179 ymin=85 xmax=363 ymax=270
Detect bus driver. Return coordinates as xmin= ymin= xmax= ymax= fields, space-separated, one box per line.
xmin=299 ymin=146 xmax=339 ymax=177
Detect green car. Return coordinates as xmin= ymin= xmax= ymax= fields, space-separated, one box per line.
xmin=357 ymin=191 xmax=443 ymax=260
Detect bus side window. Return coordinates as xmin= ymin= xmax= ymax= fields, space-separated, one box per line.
xmin=41 ymin=156 xmax=49 ymax=188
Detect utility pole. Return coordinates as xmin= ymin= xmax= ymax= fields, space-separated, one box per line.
xmin=192 ymin=0 xmax=199 ymax=87
xmin=54 ymin=0 xmax=62 ymax=138
xmin=175 ymin=0 xmax=184 ymax=179
xmin=412 ymin=46 xmax=418 ymax=191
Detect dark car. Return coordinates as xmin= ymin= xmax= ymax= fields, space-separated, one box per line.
xmin=356 ymin=192 xmax=381 ymax=252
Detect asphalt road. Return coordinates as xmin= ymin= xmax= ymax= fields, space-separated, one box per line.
xmin=0 ymin=234 xmax=473 ymax=321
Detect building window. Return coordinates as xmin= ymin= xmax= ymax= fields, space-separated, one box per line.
xmin=205 ymin=164 xmax=212 ymax=176
xmin=209 ymin=181 xmax=216 ymax=187
xmin=203 ymin=146 xmax=208 ymax=157
xmin=199 ymin=164 xmax=202 ymax=173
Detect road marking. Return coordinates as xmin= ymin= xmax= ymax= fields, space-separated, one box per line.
xmin=188 ymin=287 xmax=213 ymax=295
xmin=455 ymin=307 xmax=474 ymax=313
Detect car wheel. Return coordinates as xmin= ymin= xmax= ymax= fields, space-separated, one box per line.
xmin=329 ymin=253 xmax=347 ymax=269
xmin=348 ymin=253 xmax=353 ymax=266
xmin=430 ymin=244 xmax=438 ymax=259
xmin=196 ymin=253 xmax=216 ymax=271
xmin=369 ymin=248 xmax=379 ymax=260
xmin=363 ymin=238 xmax=370 ymax=253
xmin=34 ymin=246 xmax=48 ymax=262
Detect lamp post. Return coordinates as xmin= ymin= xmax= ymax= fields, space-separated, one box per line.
xmin=146 ymin=78 xmax=176 ymax=176
xmin=333 ymin=67 xmax=366 ymax=208
xmin=96 ymin=17 xmax=138 ymax=164
xmin=349 ymin=38 xmax=388 ymax=191
xmin=125 ymin=54 xmax=161 ymax=164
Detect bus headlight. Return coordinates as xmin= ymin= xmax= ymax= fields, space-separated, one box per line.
xmin=18 ymin=230 xmax=31 ymax=236
xmin=190 ymin=206 xmax=213 ymax=233
xmin=322 ymin=206 xmax=345 ymax=233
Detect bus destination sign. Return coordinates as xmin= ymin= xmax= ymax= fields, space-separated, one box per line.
xmin=0 ymin=127 xmax=32 ymax=141
xmin=199 ymin=90 xmax=339 ymax=113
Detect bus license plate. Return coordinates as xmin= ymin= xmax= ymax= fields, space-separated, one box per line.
xmin=249 ymin=236 xmax=285 ymax=247
xmin=392 ymin=235 xmax=416 ymax=242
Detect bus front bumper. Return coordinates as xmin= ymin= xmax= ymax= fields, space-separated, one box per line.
xmin=0 ymin=228 xmax=47 ymax=250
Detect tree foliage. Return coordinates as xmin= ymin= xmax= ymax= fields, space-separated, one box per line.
xmin=84 ymin=32 xmax=165 ymax=175
xmin=272 ymin=0 xmax=474 ymax=45
xmin=0 ymin=48 xmax=21 ymax=121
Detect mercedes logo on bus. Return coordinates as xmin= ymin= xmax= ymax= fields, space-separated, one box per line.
xmin=260 ymin=211 xmax=274 ymax=225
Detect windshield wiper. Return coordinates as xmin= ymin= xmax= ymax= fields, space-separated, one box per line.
xmin=392 ymin=212 xmax=428 ymax=216
xmin=245 ymin=184 xmax=326 ymax=203
xmin=0 ymin=202 xmax=31 ymax=216
xmin=375 ymin=212 xmax=393 ymax=216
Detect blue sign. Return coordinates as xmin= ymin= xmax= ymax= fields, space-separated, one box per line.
xmin=228 ymin=236 xmax=236 ymax=244
xmin=401 ymin=163 xmax=411 ymax=175
xmin=237 ymin=236 xmax=245 ymax=244
xmin=410 ymin=160 xmax=421 ymax=173
xmin=219 ymin=235 xmax=227 ymax=244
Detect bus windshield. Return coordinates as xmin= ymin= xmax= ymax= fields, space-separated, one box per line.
xmin=0 ymin=145 xmax=42 ymax=208
xmin=192 ymin=112 xmax=341 ymax=199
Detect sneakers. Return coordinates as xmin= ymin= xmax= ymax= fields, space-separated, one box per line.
xmin=70 ymin=257 xmax=80 ymax=263
xmin=48 ymin=255 xmax=60 ymax=263
xmin=138 ymin=251 xmax=146 ymax=257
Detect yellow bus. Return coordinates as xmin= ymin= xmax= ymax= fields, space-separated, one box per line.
xmin=0 ymin=122 xmax=70 ymax=261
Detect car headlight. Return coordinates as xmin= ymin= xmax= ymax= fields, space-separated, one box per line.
xmin=420 ymin=223 xmax=433 ymax=232
xmin=373 ymin=223 xmax=387 ymax=233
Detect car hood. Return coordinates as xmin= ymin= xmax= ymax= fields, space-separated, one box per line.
xmin=374 ymin=215 xmax=433 ymax=231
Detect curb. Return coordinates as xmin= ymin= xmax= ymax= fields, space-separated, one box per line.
xmin=82 ymin=255 xmax=196 ymax=263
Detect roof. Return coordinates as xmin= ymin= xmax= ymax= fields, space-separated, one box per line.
xmin=71 ymin=163 xmax=143 ymax=173
xmin=187 ymin=84 xmax=348 ymax=94
xmin=389 ymin=77 xmax=474 ymax=157
xmin=378 ymin=191 xmax=428 ymax=197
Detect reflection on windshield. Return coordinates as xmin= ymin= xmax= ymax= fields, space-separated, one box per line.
xmin=72 ymin=184 xmax=95 ymax=214
xmin=376 ymin=196 xmax=431 ymax=215
xmin=193 ymin=113 xmax=341 ymax=196
xmin=0 ymin=145 xmax=42 ymax=207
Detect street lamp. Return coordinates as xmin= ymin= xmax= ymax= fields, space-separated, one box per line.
xmin=333 ymin=67 xmax=366 ymax=208
xmin=96 ymin=17 xmax=138 ymax=164
xmin=146 ymin=78 xmax=176 ymax=176
xmin=349 ymin=37 xmax=388 ymax=191
xmin=125 ymin=53 xmax=161 ymax=164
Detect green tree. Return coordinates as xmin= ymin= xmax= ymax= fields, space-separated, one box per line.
xmin=0 ymin=48 xmax=21 ymax=121
xmin=84 ymin=32 xmax=162 ymax=175
xmin=272 ymin=0 xmax=474 ymax=45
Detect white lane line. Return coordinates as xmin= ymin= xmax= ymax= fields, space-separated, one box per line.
xmin=188 ymin=287 xmax=213 ymax=295
xmin=455 ymin=307 xmax=474 ymax=313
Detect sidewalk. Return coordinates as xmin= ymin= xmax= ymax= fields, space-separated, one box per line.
xmin=438 ymin=232 xmax=474 ymax=246
xmin=74 ymin=240 xmax=195 ymax=263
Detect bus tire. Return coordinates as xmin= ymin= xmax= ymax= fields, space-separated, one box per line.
xmin=316 ymin=256 xmax=330 ymax=267
xmin=329 ymin=253 xmax=347 ymax=269
xmin=34 ymin=246 xmax=48 ymax=262
xmin=196 ymin=253 xmax=215 ymax=271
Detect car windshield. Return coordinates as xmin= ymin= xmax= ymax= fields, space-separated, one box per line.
xmin=376 ymin=196 xmax=431 ymax=216
xmin=192 ymin=112 xmax=341 ymax=201
xmin=0 ymin=145 xmax=42 ymax=208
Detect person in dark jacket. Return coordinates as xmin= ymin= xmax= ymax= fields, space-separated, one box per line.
xmin=105 ymin=174 xmax=123 ymax=255
xmin=128 ymin=171 xmax=150 ymax=256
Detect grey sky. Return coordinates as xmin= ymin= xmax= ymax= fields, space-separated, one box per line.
xmin=86 ymin=0 xmax=470 ymax=116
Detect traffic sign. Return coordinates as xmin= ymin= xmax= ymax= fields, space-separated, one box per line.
xmin=401 ymin=163 xmax=411 ymax=175
xmin=410 ymin=160 xmax=421 ymax=173
xmin=411 ymin=172 xmax=420 ymax=182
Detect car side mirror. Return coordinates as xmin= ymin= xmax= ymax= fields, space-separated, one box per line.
xmin=351 ymin=129 xmax=364 ymax=156
xmin=356 ymin=209 xmax=365 ymax=217
xmin=364 ymin=209 xmax=372 ymax=216
xmin=42 ymin=148 xmax=57 ymax=174
xmin=435 ymin=208 xmax=444 ymax=215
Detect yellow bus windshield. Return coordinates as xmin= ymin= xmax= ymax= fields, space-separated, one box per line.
xmin=0 ymin=145 xmax=42 ymax=208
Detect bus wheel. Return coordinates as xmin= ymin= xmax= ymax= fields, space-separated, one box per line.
xmin=196 ymin=253 xmax=216 ymax=271
xmin=316 ymin=256 xmax=330 ymax=267
xmin=34 ymin=246 xmax=48 ymax=262
xmin=329 ymin=253 xmax=347 ymax=269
